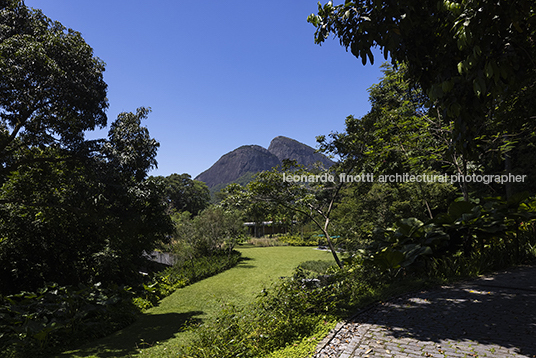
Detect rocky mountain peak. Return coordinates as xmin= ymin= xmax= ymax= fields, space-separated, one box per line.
xmin=195 ymin=136 xmax=334 ymax=189
xmin=268 ymin=136 xmax=333 ymax=169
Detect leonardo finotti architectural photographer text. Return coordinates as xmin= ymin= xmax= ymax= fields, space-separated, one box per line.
xmin=282 ymin=173 xmax=527 ymax=185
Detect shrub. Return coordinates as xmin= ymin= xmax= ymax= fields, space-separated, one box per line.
xmin=262 ymin=318 xmax=337 ymax=358
xmin=360 ymin=196 xmax=536 ymax=275
xmin=423 ymin=236 xmax=536 ymax=280
xmin=247 ymin=237 xmax=288 ymax=247
xmin=0 ymin=283 xmax=138 ymax=358
xmin=297 ymin=260 xmax=337 ymax=274
xmin=177 ymin=262 xmax=387 ymax=357
xmin=134 ymin=250 xmax=242 ymax=310
xmin=278 ymin=234 xmax=318 ymax=246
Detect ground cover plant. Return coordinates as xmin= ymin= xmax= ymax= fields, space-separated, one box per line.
xmin=0 ymin=283 xmax=138 ymax=358
xmin=58 ymin=246 xmax=333 ymax=357
xmin=0 ymin=249 xmax=242 ymax=357
xmin=175 ymin=221 xmax=536 ymax=358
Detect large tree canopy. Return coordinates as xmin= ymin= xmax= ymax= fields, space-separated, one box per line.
xmin=0 ymin=0 xmax=108 ymax=177
xmin=320 ymin=64 xmax=457 ymax=242
xmin=0 ymin=1 xmax=173 ymax=294
xmin=157 ymin=173 xmax=211 ymax=216
xmin=0 ymin=108 xmax=174 ymax=293
xmin=308 ymin=0 xmax=536 ymax=153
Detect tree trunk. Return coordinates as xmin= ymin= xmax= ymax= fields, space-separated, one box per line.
xmin=321 ymin=218 xmax=343 ymax=268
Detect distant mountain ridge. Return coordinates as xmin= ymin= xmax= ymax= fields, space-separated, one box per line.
xmin=268 ymin=136 xmax=333 ymax=168
xmin=195 ymin=136 xmax=334 ymax=189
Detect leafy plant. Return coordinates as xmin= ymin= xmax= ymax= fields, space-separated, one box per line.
xmin=278 ymin=234 xmax=318 ymax=247
xmin=0 ymin=283 xmax=137 ymax=357
xmin=297 ymin=260 xmax=337 ymax=275
xmin=361 ymin=195 xmax=536 ymax=274
xmin=361 ymin=217 xmax=448 ymax=273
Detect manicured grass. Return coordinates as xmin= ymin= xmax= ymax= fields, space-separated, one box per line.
xmin=60 ymin=246 xmax=332 ymax=357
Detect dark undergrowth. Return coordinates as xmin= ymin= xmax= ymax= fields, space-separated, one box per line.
xmin=0 ymin=249 xmax=241 ymax=358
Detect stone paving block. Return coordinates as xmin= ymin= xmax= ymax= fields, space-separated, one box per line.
xmin=313 ymin=265 xmax=536 ymax=358
xmin=399 ymin=348 xmax=422 ymax=356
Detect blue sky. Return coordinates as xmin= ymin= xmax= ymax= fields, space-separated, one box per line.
xmin=24 ymin=1 xmax=385 ymax=178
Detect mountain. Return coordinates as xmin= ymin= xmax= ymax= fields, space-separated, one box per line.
xmin=195 ymin=136 xmax=334 ymax=190
xmin=268 ymin=136 xmax=334 ymax=169
xmin=195 ymin=145 xmax=281 ymax=189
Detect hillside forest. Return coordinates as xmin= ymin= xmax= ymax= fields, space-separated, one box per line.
xmin=1 ymin=0 xmax=536 ymax=357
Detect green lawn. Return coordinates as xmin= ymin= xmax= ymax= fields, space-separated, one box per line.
xmin=60 ymin=246 xmax=332 ymax=357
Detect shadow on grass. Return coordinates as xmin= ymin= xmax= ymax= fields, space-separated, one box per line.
xmin=236 ymin=256 xmax=256 ymax=269
xmin=60 ymin=310 xmax=203 ymax=357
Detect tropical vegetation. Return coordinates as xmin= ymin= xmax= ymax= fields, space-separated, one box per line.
xmin=1 ymin=0 xmax=535 ymax=357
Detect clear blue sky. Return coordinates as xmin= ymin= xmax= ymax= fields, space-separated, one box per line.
xmin=24 ymin=1 xmax=385 ymax=178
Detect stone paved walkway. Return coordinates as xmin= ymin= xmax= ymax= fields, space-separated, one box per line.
xmin=314 ymin=265 xmax=536 ymax=358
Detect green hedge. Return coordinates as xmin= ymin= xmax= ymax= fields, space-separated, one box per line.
xmin=135 ymin=250 xmax=242 ymax=309
xmin=277 ymin=234 xmax=318 ymax=246
xmin=0 ymin=249 xmax=242 ymax=357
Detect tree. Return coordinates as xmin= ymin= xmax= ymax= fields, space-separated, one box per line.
xmin=308 ymin=0 xmax=536 ymax=155
xmin=319 ymin=63 xmax=457 ymax=245
xmin=170 ymin=206 xmax=245 ymax=261
xmin=94 ymin=108 xmax=174 ymax=281
xmin=193 ymin=206 xmax=244 ymax=257
xmin=158 ymin=173 xmax=210 ymax=215
xmin=103 ymin=108 xmax=159 ymax=181
xmin=234 ymin=161 xmax=345 ymax=268
xmin=0 ymin=108 xmax=174 ymax=293
xmin=0 ymin=0 xmax=173 ymax=293
xmin=1 ymin=0 xmax=108 ymax=178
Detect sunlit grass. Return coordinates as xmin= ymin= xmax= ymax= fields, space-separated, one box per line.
xmin=60 ymin=246 xmax=332 ymax=357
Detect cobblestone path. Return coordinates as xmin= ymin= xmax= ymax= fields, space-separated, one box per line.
xmin=314 ymin=265 xmax=536 ymax=358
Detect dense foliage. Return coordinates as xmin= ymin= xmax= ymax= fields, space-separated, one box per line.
xmin=308 ymin=0 xmax=536 ymax=156
xmin=0 ymin=0 xmax=107 ymax=164
xmin=1 ymin=0 xmax=536 ymax=357
xmin=0 ymin=283 xmax=137 ymax=358
xmin=320 ymin=63 xmax=458 ymax=244
xmin=0 ymin=1 xmax=174 ymax=294
xmin=168 ymin=206 xmax=246 ymax=261
xmin=0 ymin=106 xmax=174 ymax=294
xmin=156 ymin=173 xmax=210 ymax=216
